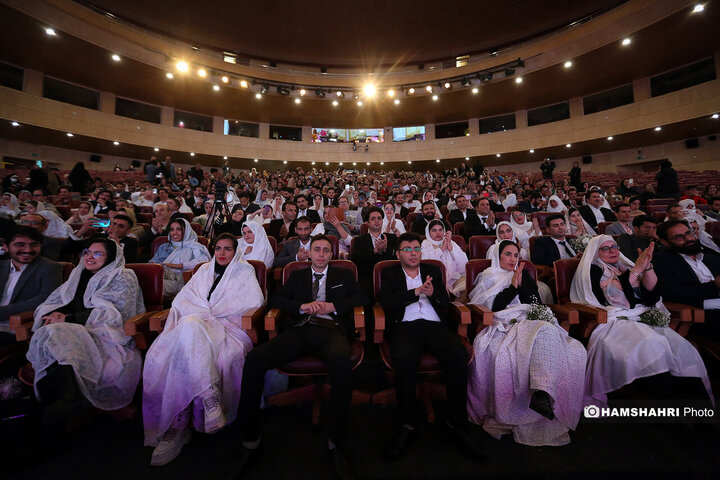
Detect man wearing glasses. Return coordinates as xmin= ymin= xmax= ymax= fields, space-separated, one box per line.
xmin=17 ymin=213 xmax=63 ymax=261
xmin=31 ymin=189 xmax=59 ymax=215
xmin=655 ymin=220 xmax=720 ymax=341
xmin=379 ymin=232 xmax=483 ymax=461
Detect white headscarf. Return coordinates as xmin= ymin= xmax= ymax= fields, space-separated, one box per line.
xmin=239 ymin=221 xmax=275 ymax=268
xmin=547 ymin=195 xmax=565 ymax=213
xmin=0 ymin=193 xmax=21 ymax=217
xmin=254 ymin=189 xmax=269 ymax=207
xmin=565 ymin=208 xmax=596 ymax=236
xmin=469 ymin=240 xmax=519 ymax=309
xmin=382 ymin=207 xmax=406 ymax=234
xmin=28 ymin=240 xmax=144 ymax=409
xmin=162 ymin=218 xmax=211 ymax=271
xmin=501 ymin=193 xmax=517 ymax=210
xmin=422 ymin=191 xmax=443 ymax=219
xmin=676 ymin=199 xmax=719 ymax=253
xmin=421 ymin=220 xmax=467 ymax=293
xmin=37 ymin=207 xmax=73 ymax=238
xmin=176 ymin=196 xmax=193 ymax=214
xmin=486 ymin=221 xmax=529 ymax=261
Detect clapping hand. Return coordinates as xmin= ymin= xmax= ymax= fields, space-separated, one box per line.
xmin=487 ymin=210 xmax=495 ymax=227
xmin=635 ymin=242 xmax=655 ymax=272
xmin=511 ymin=261 xmax=525 ymax=288
xmin=374 ymin=234 xmax=388 ymax=253
xmin=415 ymin=275 xmax=434 ymax=297
xmin=442 ymin=231 xmax=453 ymax=252
xmin=297 ymin=246 xmax=310 ymax=260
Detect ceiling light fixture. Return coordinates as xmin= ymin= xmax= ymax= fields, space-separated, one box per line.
xmin=239 ymin=80 xmax=248 ymax=88
xmin=45 ymin=27 xmax=57 ymax=36
xmin=607 ymin=136 xmax=614 ymax=140
xmin=154 ymin=147 xmax=159 ymax=152
xmin=436 ymin=159 xmax=440 ymax=163
xmin=425 ymin=85 xmax=433 ymax=93
xmin=432 ymin=95 xmax=438 ymax=101
xmin=212 ymin=85 xmax=220 ymax=91
xmin=315 ymin=90 xmax=326 ymax=98
xmin=66 ymin=132 xmax=73 ymax=137
xmin=363 ymin=84 xmax=376 ymax=97
xmin=261 ymin=84 xmax=269 ymax=94
xmin=197 ymin=68 xmax=207 ymax=77
xmin=564 ymin=60 xmax=572 ymax=68
xmin=11 ymin=121 xmax=20 ymax=127
xmin=277 ymin=86 xmax=290 ymax=95
xmin=166 ymin=72 xmax=174 ymax=79
xmin=380 ymin=162 xmax=384 ymax=165
xmin=357 ymin=100 xmax=363 ymax=106
xmin=465 ymin=157 xmax=469 ymax=160
xmin=529 ymin=149 xmax=535 ymax=153
xmin=113 ymin=141 xmax=119 ymax=145
xmin=283 ymin=160 xmax=288 ymax=164
xmin=505 ymin=68 xmax=516 ymax=77
xmin=223 ymin=156 xmax=228 ymax=160
xmin=111 ymin=54 xmax=121 ymax=62
xmin=461 ymin=78 xmax=472 ymax=87
xmin=515 ymin=77 xmax=523 ymax=84
xmin=443 ymin=82 xmax=452 ymax=89
xmin=480 ymin=72 xmax=493 ymax=82
xmin=325 ymin=162 xmax=330 ymax=165
xmin=394 ymin=98 xmax=400 ymax=105
xmin=654 ymin=126 xmax=662 ymax=131
xmin=176 ymin=61 xmax=188 ymax=72
xmin=332 ymin=100 xmax=339 ymax=106
xmin=366 ymin=162 xmax=370 ymax=166
xmin=471 ymin=87 xmax=479 ymax=94
xmin=299 ymin=89 xmax=306 ymax=96
xmin=496 ymin=153 xmax=501 ymax=157
xmin=190 ymin=152 xmax=195 ymax=156
xmin=566 ymin=143 xmax=572 ymax=148
xmin=353 ymin=162 xmax=357 ymax=166
xmin=711 ymin=113 xmax=719 ymax=119
xmin=294 ymin=98 xmax=301 ymax=104
xmin=407 ymin=88 xmax=415 ymax=95
xmin=387 ymin=89 xmax=395 ymax=97
xmin=336 ymin=91 xmax=344 ymax=97
xmin=311 ymin=161 xmax=315 ymax=165
xmin=622 ymin=37 xmax=631 ymax=46
xmin=221 ymin=76 xmax=229 ymax=83
xmin=255 ymin=93 xmax=262 ymax=99
xmin=408 ymin=161 xmax=412 ymax=164
xmin=692 ymin=4 xmax=705 ymax=13
xmin=254 ymin=158 xmax=258 ymax=162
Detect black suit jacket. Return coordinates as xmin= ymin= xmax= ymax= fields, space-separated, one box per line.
xmin=464 ymin=213 xmax=496 ymax=238
xmin=266 ymin=219 xmax=297 ymax=243
xmin=0 ymin=257 xmax=63 ymax=322
xmin=243 ymin=204 xmax=260 ymax=215
xmin=350 ymin=233 xmax=397 ymax=287
xmin=296 ymin=209 xmax=321 ymax=224
xmin=447 ymin=208 xmax=475 ymax=225
xmin=271 ymin=265 xmax=367 ymax=334
xmin=654 ymin=250 xmax=720 ymax=308
xmin=579 ymin=205 xmax=616 ymax=230
xmin=531 ymin=236 xmax=565 ymax=267
xmin=91 ymin=200 xmax=116 ymax=215
xmin=379 ymin=263 xmax=450 ymax=332
xmin=273 ymin=238 xmax=311 ymax=268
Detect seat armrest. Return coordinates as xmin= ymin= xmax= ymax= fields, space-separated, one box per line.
xmin=264 ymin=308 xmax=282 ymax=339
xmin=241 ymin=306 xmax=267 ymax=344
xmin=149 ymin=309 xmax=171 ymax=332
xmin=663 ymin=302 xmax=692 ymax=323
xmin=549 ymin=304 xmax=579 ymax=332
xmin=9 ymin=311 xmax=34 ymax=330
xmin=565 ymin=302 xmax=607 ymax=338
xmin=468 ymin=304 xmax=494 ymax=326
xmin=124 ymin=311 xmax=155 ymax=350
xmin=373 ymin=303 xmax=386 ymax=344
xmin=536 ymin=265 xmax=554 ymax=283
xmin=449 ymin=301 xmax=471 ymax=337
xmin=353 ymin=306 xmax=365 ymax=341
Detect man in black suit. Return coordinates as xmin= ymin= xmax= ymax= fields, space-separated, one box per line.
xmin=351 ymin=206 xmax=397 ymax=295
xmin=464 ymin=198 xmax=497 ymax=238
xmin=446 ymin=195 xmax=476 ymax=225
xmin=379 ymin=233 xmax=482 ymax=461
xmin=236 ymin=192 xmax=260 ymax=215
xmin=518 ymin=192 xmax=542 ymax=214
xmin=579 ymin=190 xmax=616 ymax=231
xmin=617 ymin=215 xmax=660 ymax=262
xmin=185 ymin=185 xmax=206 ymax=216
xmin=273 ymin=216 xmax=313 ymax=268
xmin=530 ymin=213 xmax=579 ymax=267
xmin=655 ymin=220 xmax=720 ymax=341
xmin=0 ymin=227 xmax=63 ymax=345
xmin=64 ymin=214 xmax=139 ymax=263
xmin=266 ymin=201 xmax=297 ymax=243
xmin=294 ymin=194 xmax=321 ymax=224
xmin=237 ymin=235 xmax=367 ymax=479
xmin=324 ymin=187 xmax=338 ymax=207
xmin=392 ymin=192 xmax=410 ymax=219
xmin=91 ymin=189 xmax=116 ymax=215
xmin=410 ymin=201 xmax=448 ymax=235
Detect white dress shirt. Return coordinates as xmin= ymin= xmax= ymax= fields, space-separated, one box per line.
xmin=588 ymin=205 xmax=605 ymax=224
xmin=0 ymin=261 xmax=27 ymax=307
xmin=680 ymin=253 xmax=720 ymax=309
xmin=295 ymin=238 xmax=312 ymax=261
xmin=553 ymin=237 xmax=576 ymax=259
xmin=401 ymin=268 xmax=441 ymax=323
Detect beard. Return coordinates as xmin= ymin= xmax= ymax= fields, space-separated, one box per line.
xmin=675 ymin=240 xmax=701 ymax=256
xmin=423 ymin=213 xmax=435 ymax=220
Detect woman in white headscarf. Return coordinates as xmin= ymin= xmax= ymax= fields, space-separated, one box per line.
xmin=679 ymin=199 xmax=720 ymax=253
xmin=422 ymin=191 xmax=443 ymax=219
xmin=254 ymin=189 xmax=270 ymax=207
xmin=382 ymin=202 xmax=406 ymax=235
xmin=176 ymin=196 xmax=193 ymax=214
xmin=23 ymin=201 xmax=72 ymax=239
xmin=570 ymin=235 xmax=711 ymax=407
xmin=143 ymin=233 xmax=265 ymax=466
xmin=0 ymin=192 xmax=21 ymax=219
xmin=689 ymin=219 xmax=720 ymax=254
xmin=510 ymin=210 xmax=541 ymax=249
xmin=238 ymin=221 xmax=275 ymax=268
xmin=565 ymin=207 xmax=596 ymax=236
xmin=501 ymin=193 xmax=518 ymax=211
xmin=467 ymin=240 xmax=586 ymax=446
xmin=66 ymin=201 xmax=93 ymax=225
xmin=27 ymin=237 xmax=144 ymax=423
xmin=546 ymin=195 xmax=566 ymax=214
xmin=421 ymin=220 xmax=467 ymax=297
xmin=150 ymin=218 xmax=211 ymax=300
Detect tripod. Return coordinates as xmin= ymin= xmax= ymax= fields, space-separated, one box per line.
xmin=202 ymin=197 xmax=233 ymax=240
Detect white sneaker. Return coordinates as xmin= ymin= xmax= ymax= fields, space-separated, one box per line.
xmin=201 ymin=384 xmax=226 ymax=434
xmin=150 ymin=424 xmax=191 ymax=466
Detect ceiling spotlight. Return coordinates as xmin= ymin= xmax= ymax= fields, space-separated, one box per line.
xmin=190 ymin=152 xmax=195 ymax=156
xmin=223 ymin=156 xmax=228 ymax=159
xmin=332 ymin=100 xmax=339 ymax=106
xmin=380 ymin=162 xmax=384 ymax=165
xmin=357 ymin=100 xmax=363 ymax=106
xmin=366 ymin=162 xmax=370 ymax=166
xmin=176 ymin=61 xmax=188 ymax=72
xmin=339 ymin=162 xmax=343 ymax=166
xmin=711 ymin=113 xmax=719 ymax=119
xmin=255 ymin=93 xmax=262 ymax=99
xmin=221 ymin=76 xmax=229 ymax=83
xmin=529 ymin=149 xmax=535 ymax=153
xmin=283 ymin=160 xmax=288 ymax=164
xmin=515 ymin=77 xmax=523 ymax=84
xmin=436 ymin=159 xmax=440 ymax=163
xmin=166 ymin=72 xmax=174 ymax=79
xmin=315 ymin=90 xmax=326 ymax=98
xmin=607 ymin=136 xmax=614 ymax=140
xmin=239 ymin=80 xmax=248 ymax=88
xmin=692 ymin=4 xmax=704 ymax=13
xmin=336 ymin=91 xmax=344 ymax=97
xmin=425 ymin=85 xmax=433 ymax=93
xmin=471 ymin=87 xmax=479 ymax=94
xmin=111 ymin=54 xmax=121 ymax=62
xmin=407 ymin=88 xmax=415 ymax=95
xmin=254 ymin=158 xmax=258 ymax=162
xmin=564 ymin=61 xmax=572 ymax=68
xmin=11 ymin=121 xmax=20 ymax=127
xmin=654 ymin=126 xmax=662 ymax=131
xmin=261 ymin=84 xmax=270 ymax=94
xmin=566 ymin=143 xmax=572 ymax=148
xmin=394 ymin=98 xmax=400 ymax=105
xmin=461 ymin=78 xmax=472 ymax=87
xmin=154 ymin=147 xmax=159 ymax=152
xmin=277 ymin=86 xmax=290 ymax=95
xmin=45 ymin=27 xmax=57 ymax=36
xmin=299 ymin=89 xmax=307 ymax=96
xmin=197 ymin=68 xmax=207 ymax=77
xmin=325 ymin=162 xmax=330 ymax=165
xmin=353 ymin=162 xmax=357 ymax=166
xmin=443 ymin=82 xmax=452 ymax=89
xmin=311 ymin=161 xmax=315 ymax=165
xmin=66 ymin=132 xmax=73 ymax=137
xmin=223 ymin=54 xmax=237 ymax=64
xmin=212 ymin=85 xmax=220 ymax=91
xmin=465 ymin=157 xmax=469 ymax=160
xmin=113 ymin=141 xmax=119 ymax=145
xmin=505 ymin=68 xmax=515 ymax=77
xmin=353 ymin=93 xmax=360 ymax=100
xmin=363 ymin=84 xmax=377 ymax=97
xmin=408 ymin=161 xmax=412 ymax=164
xmin=496 ymin=153 xmax=501 ymax=157
xmin=294 ymin=98 xmax=301 ymax=104
xmin=622 ymin=38 xmax=631 ymax=46
xmin=432 ymin=95 xmax=438 ymax=101
xmin=387 ymin=89 xmax=395 ymax=97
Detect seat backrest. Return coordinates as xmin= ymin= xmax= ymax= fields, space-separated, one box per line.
xmin=495 ymin=211 xmax=511 ymax=223
xmin=246 ymin=259 xmax=267 ymax=296
xmin=452 ymin=222 xmax=465 ymax=236
xmin=59 ymin=261 xmax=74 ymax=281
xmin=138 ymin=212 xmax=153 ymax=224
xmin=534 ymin=212 xmax=551 ymax=232
xmin=360 ymin=223 xmax=369 ymax=236
xmin=468 ymin=235 xmax=496 ymax=259
xmin=179 ymin=212 xmax=194 ymax=222
xmin=697 ymin=203 xmax=709 ymax=212
xmin=554 ymin=258 xmax=580 ymax=304
xmin=138 ymin=206 xmax=154 ymax=214
xmin=55 ymin=205 xmax=72 ymax=220
xmin=707 ymin=221 xmax=720 ymax=243
xmin=648 ymin=205 xmax=667 ymax=215
xmin=647 ymin=198 xmax=675 ymax=206
xmin=597 ymin=221 xmax=613 ymax=234
xmin=189 ymin=222 xmax=202 ymax=235
xmin=126 ymin=263 xmax=164 ymax=311
xmin=372 ymin=259 xmax=446 ymax=300
xmin=282 ymin=259 xmax=358 ymax=284
xmin=267 ymin=236 xmax=278 ymax=255
xmin=406 ymin=212 xmax=420 ymax=228
xmin=440 ymin=205 xmax=449 ymax=218
xmin=652 ymin=212 xmax=667 ymax=222
xmin=452 ymin=235 xmax=467 ymax=253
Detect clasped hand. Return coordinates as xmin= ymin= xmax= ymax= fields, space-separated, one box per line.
xmin=415 ymin=275 xmax=434 ymax=297
xmin=301 ymin=301 xmax=335 ymax=315
xmin=42 ymin=312 xmax=67 ymax=325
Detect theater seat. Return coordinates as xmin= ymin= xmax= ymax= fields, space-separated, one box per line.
xmin=553 ymin=258 xmax=607 ymax=338
xmin=452 ymin=222 xmax=465 ymax=236
xmin=597 ymin=222 xmax=613 ymax=234
xmin=468 ymin=235 xmax=496 ymax=259
xmin=452 ymin=235 xmax=467 ymax=253
xmin=123 ymin=263 xmax=164 ymax=350
xmin=495 ymin=211 xmax=511 ymax=223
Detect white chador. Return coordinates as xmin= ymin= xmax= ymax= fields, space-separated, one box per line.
xmin=142 ymin=248 xmax=265 ymax=446
xmin=467 ymin=243 xmax=586 ymax=446
xmin=421 ymin=220 xmax=468 ymax=297
xmin=570 ymin=235 xmax=712 ymax=407
xmin=27 ymin=243 xmax=145 ymax=410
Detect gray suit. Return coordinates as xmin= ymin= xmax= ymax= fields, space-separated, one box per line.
xmin=0 ymin=256 xmax=63 ymax=324
xmin=605 ymin=221 xmax=633 ymax=236
xmin=273 ymin=238 xmax=311 ymax=268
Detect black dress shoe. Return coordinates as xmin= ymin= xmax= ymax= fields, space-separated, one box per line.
xmin=449 ymin=424 xmax=486 ymax=460
xmin=233 ymin=443 xmax=262 ymax=479
xmin=383 ymin=426 xmax=414 ymax=462
xmin=330 ymin=446 xmax=356 ymax=480
xmin=530 ymin=390 xmax=555 ymax=420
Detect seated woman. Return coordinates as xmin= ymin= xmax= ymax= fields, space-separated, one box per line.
xmin=192 ymin=200 xmax=216 ymax=228
xmin=216 ymin=204 xmax=246 ymax=236
xmin=546 ymin=195 xmax=566 ymax=214
xmin=628 ymin=196 xmax=646 ymax=218
xmin=150 ymin=218 xmax=211 ymax=300
xmin=422 ymin=220 xmax=468 ymax=298
xmin=0 ymin=192 xmax=21 ymax=219
xmin=238 ymin=221 xmax=275 ymax=268
xmin=27 ymin=237 xmax=145 ymax=424
xmin=24 ymin=201 xmax=72 ymax=239
xmin=565 ymin=207 xmax=596 ymax=236
xmin=570 ymin=235 xmax=711 ymax=406
xmin=510 ymin=210 xmax=541 ymax=249
xmin=382 ymin=202 xmax=406 ymax=235
xmin=467 ymin=240 xmax=586 ymax=446
xmin=143 ymin=233 xmax=265 ymax=466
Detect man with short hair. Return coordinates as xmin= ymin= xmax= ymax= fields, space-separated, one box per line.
xmin=680 ymin=185 xmax=708 ymax=205
xmin=237 ymin=191 xmax=260 ymax=214
xmin=186 ymin=186 xmax=206 ymax=216
xmin=140 ymin=203 xmax=171 ymax=248
xmin=238 ymin=235 xmax=367 ymax=479
xmin=579 ymin=190 xmax=616 ymax=230
xmin=18 ymin=213 xmax=63 ymax=261
xmin=64 ymin=214 xmax=138 ymax=263
xmin=92 ymin=189 xmax=115 ymax=215
xmin=617 ymin=215 xmax=660 ymax=262
xmin=402 ymin=192 xmax=422 ymax=212
xmin=447 ymin=195 xmax=475 ymax=225
xmin=411 ymin=201 xmax=442 ymax=235
xmin=267 ymin=201 xmax=298 ymax=242
xmin=32 ymin=189 xmax=59 ymax=215
xmin=465 ymin=198 xmax=496 ymax=238
xmin=351 ymin=206 xmax=397 ymax=293
xmin=531 ymin=213 xmax=578 ymax=267
xmin=605 ymin=203 xmax=634 ymax=236
xmin=165 ymin=197 xmax=183 ymax=222
xmin=665 ymin=203 xmax=684 ymax=221
xmin=53 ymin=186 xmax=73 ymax=206
xmin=155 ymin=188 xmax=170 ymax=204
xmin=379 ymin=233 xmax=482 ymax=461
xmin=706 ymin=196 xmax=720 ymax=221
xmin=274 ymin=216 xmax=313 ymax=267
xmin=294 ymin=195 xmax=321 ymax=223
xmin=325 ymin=187 xmax=338 ymax=207
xmin=518 ymin=192 xmax=542 ymax=214
xmin=393 ymin=192 xmax=410 ymax=219
xmin=0 ymin=227 xmax=63 ymax=344
xmin=337 ymin=197 xmax=360 ymax=234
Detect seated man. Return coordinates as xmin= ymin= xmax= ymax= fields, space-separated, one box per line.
xmin=237 ymin=235 xmax=367 ymax=479
xmin=351 ymin=206 xmax=397 ymax=295
xmin=379 ymin=233 xmax=483 ymax=461
xmin=517 ymin=193 xmax=542 ymax=214
xmin=91 ymin=189 xmax=116 ymax=215
xmin=64 ymin=214 xmax=139 ymax=263
xmin=53 ymin=186 xmax=73 ymax=206
xmin=411 ymin=201 xmax=448 ymax=235
xmin=665 ymin=203 xmax=684 ymax=221
xmin=706 ymin=196 xmax=720 ymax=221
xmin=31 ymin=189 xmax=59 ymax=215
xmin=17 ymin=213 xmax=64 ymax=261
xmin=579 ymin=190 xmax=616 ymax=231
xmin=617 ymin=215 xmax=660 ymax=262
xmin=464 ymin=198 xmax=497 ymax=238
xmin=140 ymin=203 xmax=171 ymax=248
xmin=338 ymin=197 xmax=361 ymax=235
xmin=402 ymin=191 xmax=422 ymax=212
xmin=0 ymin=227 xmax=63 ymax=345
xmin=446 ymin=195 xmax=475 ymax=225
xmin=530 ymin=214 xmax=579 ymax=267
xmin=392 ymin=192 xmax=410 ymax=219
xmin=267 ymin=201 xmax=297 ymax=242
xmin=294 ymin=194 xmax=321 ymax=223
xmin=605 ymin=203 xmax=634 ymax=236
xmin=655 ymin=220 xmax=720 ymax=341
xmin=274 ymin=216 xmax=313 ymax=268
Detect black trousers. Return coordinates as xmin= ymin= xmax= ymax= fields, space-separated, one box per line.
xmin=238 ymin=325 xmax=353 ymax=444
xmin=389 ymin=320 xmax=469 ymax=428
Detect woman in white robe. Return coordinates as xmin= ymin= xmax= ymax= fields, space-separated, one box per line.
xmin=570 ymin=235 xmax=711 ymax=407
xmin=501 ymin=193 xmax=517 ymax=211
xmin=467 ymin=240 xmax=586 ymax=446
xmin=565 ymin=207 xmax=596 ymax=236
xmin=143 ymin=233 xmax=265 ymax=466
xmin=382 ymin=202 xmax=406 ymax=234
xmin=27 ymin=237 xmax=144 ymax=420
xmin=546 ymin=195 xmax=566 ymax=214
xmin=0 ymin=192 xmax=21 ymax=219
xmin=238 ymin=221 xmax=275 ymax=268
xmin=421 ymin=220 xmax=468 ymax=297
xmin=150 ymin=218 xmax=211 ymax=300
xmin=510 ymin=210 xmax=541 ymax=249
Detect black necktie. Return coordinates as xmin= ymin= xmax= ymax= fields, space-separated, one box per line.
xmin=311 ymin=273 xmax=324 ymax=300
xmin=558 ymin=241 xmax=574 ymax=257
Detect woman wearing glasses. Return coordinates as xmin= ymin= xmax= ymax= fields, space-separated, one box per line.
xmin=570 ymin=235 xmax=711 ymax=407
xmin=27 ymin=237 xmax=145 ymax=425
xmin=142 ymin=233 xmax=265 ymax=466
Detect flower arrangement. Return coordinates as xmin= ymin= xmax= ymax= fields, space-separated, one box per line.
xmin=638 ymin=307 xmax=671 ymax=328
xmin=568 ymin=234 xmax=593 ymax=255
xmin=510 ymin=299 xmax=557 ymax=325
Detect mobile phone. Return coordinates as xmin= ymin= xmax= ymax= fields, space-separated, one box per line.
xmin=629 ymin=179 xmax=634 ymax=184
xmin=152 ymin=189 xmax=157 ymax=194
xmin=93 ymin=218 xmax=111 ymax=228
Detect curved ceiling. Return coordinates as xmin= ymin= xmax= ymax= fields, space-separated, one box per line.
xmin=83 ymin=0 xmax=623 ymax=68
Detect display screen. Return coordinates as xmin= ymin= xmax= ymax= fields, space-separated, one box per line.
xmin=311 ymin=128 xmax=384 ymax=143
xmin=392 ymin=126 xmax=425 ymax=142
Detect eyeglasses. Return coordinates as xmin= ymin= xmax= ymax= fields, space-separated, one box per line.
xmin=32 ymin=193 xmax=43 ymax=197
xmin=82 ymin=249 xmax=106 ymax=258
xmin=19 ymin=220 xmax=42 ymax=226
xmin=670 ymin=231 xmax=696 ymax=241
xmin=598 ymin=245 xmax=619 ymax=253
xmin=399 ymin=247 xmax=422 ymax=252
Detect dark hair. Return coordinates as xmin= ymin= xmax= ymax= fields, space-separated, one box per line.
xmin=567 ymin=207 xmax=579 ymax=217
xmin=58 ymin=185 xmax=71 ymax=192
xmin=6 ymin=226 xmax=43 ymax=244
xmin=282 ymin=201 xmax=297 ymax=211
xmin=311 ymin=234 xmax=333 ymax=248
xmin=231 ymin=203 xmax=245 ymax=215
xmin=666 ymin=203 xmax=681 ymax=213
xmin=32 ymin=188 xmax=48 ymax=196
xmin=100 ymin=188 xmax=112 ymax=197
xmin=632 ymin=215 xmax=659 ymax=228
xmin=498 ymin=240 xmax=519 ymax=256
xmin=421 ymin=200 xmax=435 ymax=208
xmin=629 ymin=196 xmax=641 ymax=204
xmin=529 ymin=192 xmax=541 ymax=201
xmin=294 ymin=194 xmax=308 ymax=203
xmin=85 ymin=236 xmax=118 ymax=265
xmin=397 ymin=232 xmax=422 ymax=247
xmin=113 ymin=214 xmax=133 ymax=227
xmin=295 ymin=216 xmax=312 ymax=226
xmin=237 ymin=191 xmax=251 ymax=200
xmin=169 ymin=219 xmax=186 ymax=238
xmin=709 ymin=196 xmax=720 ymax=204
xmin=657 ymin=219 xmax=690 ymax=241
xmin=614 ymin=203 xmax=630 ymax=213
xmin=212 ymin=232 xmax=238 ymax=252
xmin=546 ymin=213 xmax=566 ymax=226
xmin=365 ymin=206 xmax=383 ymax=219
xmin=166 ymin=197 xmax=179 ymax=207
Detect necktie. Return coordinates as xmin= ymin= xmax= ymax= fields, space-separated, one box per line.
xmin=558 ymin=241 xmax=574 ymax=257
xmin=311 ymin=273 xmax=324 ymax=300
